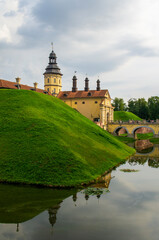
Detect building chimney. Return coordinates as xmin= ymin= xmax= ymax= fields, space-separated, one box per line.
xmin=34 ymin=82 xmax=38 ymax=91
xmin=16 ymin=77 xmax=21 ymax=84
xmin=15 ymin=77 xmax=21 ymax=89
xmin=72 ymin=75 xmax=78 ymax=92
xmin=96 ymin=79 xmax=100 ymax=91
xmin=84 ymin=77 xmax=89 ymax=91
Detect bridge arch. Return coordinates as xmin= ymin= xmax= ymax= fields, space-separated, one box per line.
xmin=132 ymin=126 xmax=155 ymax=138
xmin=132 ymin=126 xmax=155 ymax=135
xmin=114 ymin=126 xmax=129 ymax=136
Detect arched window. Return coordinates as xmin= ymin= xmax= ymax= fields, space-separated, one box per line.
xmin=54 ymin=88 xmax=56 ymax=93
xmin=59 ymin=80 xmax=60 ymax=84
xmin=54 ymin=78 xmax=56 ymax=83
xmin=48 ymin=78 xmax=49 ymax=83
xmin=47 ymin=88 xmax=49 ymax=92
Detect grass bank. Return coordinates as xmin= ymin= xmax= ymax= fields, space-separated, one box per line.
xmin=115 ymin=136 xmax=135 ymax=144
xmin=137 ymin=132 xmax=153 ymax=140
xmin=150 ymin=138 xmax=159 ymax=144
xmin=0 ymin=89 xmax=135 ymax=187
xmin=114 ymin=111 xmax=142 ymax=121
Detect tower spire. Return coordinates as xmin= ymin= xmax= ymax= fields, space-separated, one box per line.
xmin=44 ymin=45 xmax=62 ymax=96
xmin=51 ymin=42 xmax=53 ymax=51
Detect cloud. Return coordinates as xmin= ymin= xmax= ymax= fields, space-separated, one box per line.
xmin=117 ymin=37 xmax=159 ymax=57
xmin=1 ymin=0 xmax=159 ymax=99
xmin=32 ymin=0 xmax=129 ymax=31
xmin=3 ymin=10 xmax=17 ymax=17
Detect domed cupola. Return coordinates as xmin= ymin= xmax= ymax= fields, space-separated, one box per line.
xmin=44 ymin=45 xmax=62 ymax=96
xmin=44 ymin=50 xmax=63 ymax=76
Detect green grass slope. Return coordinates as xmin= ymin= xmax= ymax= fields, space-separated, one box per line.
xmin=114 ymin=111 xmax=142 ymax=121
xmin=0 ymin=89 xmax=135 ymax=186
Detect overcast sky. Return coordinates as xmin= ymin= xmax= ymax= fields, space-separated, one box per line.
xmin=1 ymin=0 xmax=159 ymax=101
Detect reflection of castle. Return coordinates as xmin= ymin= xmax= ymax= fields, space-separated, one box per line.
xmin=48 ymin=205 xmax=61 ymax=227
xmin=14 ymin=177 xmax=113 ymax=234
xmin=92 ymin=172 xmax=112 ymax=189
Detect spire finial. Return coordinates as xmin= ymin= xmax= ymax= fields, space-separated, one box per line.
xmin=51 ymin=42 xmax=53 ymax=51
xmin=74 ymin=71 xmax=77 ymax=75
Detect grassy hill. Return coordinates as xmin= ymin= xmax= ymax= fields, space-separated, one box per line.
xmin=114 ymin=111 xmax=142 ymax=121
xmin=0 ymin=89 xmax=135 ymax=187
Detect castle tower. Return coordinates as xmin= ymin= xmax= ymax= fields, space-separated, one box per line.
xmin=44 ymin=45 xmax=62 ymax=96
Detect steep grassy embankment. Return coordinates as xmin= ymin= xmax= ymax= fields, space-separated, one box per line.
xmin=0 ymin=89 xmax=135 ymax=186
xmin=114 ymin=111 xmax=142 ymax=121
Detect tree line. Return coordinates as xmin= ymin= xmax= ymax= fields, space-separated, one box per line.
xmin=112 ymin=97 xmax=159 ymax=120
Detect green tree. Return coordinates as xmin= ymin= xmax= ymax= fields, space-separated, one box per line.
xmin=112 ymin=98 xmax=126 ymax=111
xmin=128 ymin=98 xmax=149 ymax=119
xmin=148 ymin=96 xmax=159 ymax=120
xmin=128 ymin=98 xmax=139 ymax=116
xmin=138 ymin=98 xmax=149 ymax=119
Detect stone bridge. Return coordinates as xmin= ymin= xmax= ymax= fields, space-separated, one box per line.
xmin=108 ymin=122 xmax=159 ymax=138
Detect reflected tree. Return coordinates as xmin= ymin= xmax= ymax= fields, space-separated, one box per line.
xmin=148 ymin=158 xmax=159 ymax=168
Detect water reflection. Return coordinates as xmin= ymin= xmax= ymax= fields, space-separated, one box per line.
xmin=135 ymin=139 xmax=154 ymax=154
xmin=48 ymin=205 xmax=60 ymax=228
xmin=129 ymin=140 xmax=159 ymax=168
xmin=0 ymin=184 xmax=76 ymax=235
xmin=92 ymin=172 xmax=112 ymax=188
xmin=1 ymin=142 xmax=159 ymax=240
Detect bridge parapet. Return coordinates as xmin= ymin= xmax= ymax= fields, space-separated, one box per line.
xmin=108 ymin=122 xmax=159 ymax=136
xmin=109 ymin=121 xmax=159 ymax=125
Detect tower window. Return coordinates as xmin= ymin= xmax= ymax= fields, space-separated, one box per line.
xmin=59 ymin=80 xmax=60 ymax=84
xmin=48 ymin=78 xmax=49 ymax=83
xmin=82 ymin=101 xmax=85 ymax=104
xmin=75 ymin=102 xmax=77 ymax=105
xmin=54 ymin=88 xmax=56 ymax=93
xmin=54 ymin=78 xmax=56 ymax=83
xmin=47 ymin=88 xmax=49 ymax=92
xmin=95 ymin=101 xmax=98 ymax=104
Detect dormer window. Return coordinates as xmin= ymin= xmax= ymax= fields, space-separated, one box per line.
xmin=63 ymin=93 xmax=68 ymax=97
xmin=88 ymin=92 xmax=92 ymax=96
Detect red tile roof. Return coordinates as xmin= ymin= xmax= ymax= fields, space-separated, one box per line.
xmin=57 ymin=90 xmax=109 ymax=99
xmin=0 ymin=79 xmax=51 ymax=95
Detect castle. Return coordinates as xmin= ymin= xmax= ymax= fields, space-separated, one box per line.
xmin=0 ymin=46 xmax=114 ymax=129
xmin=44 ymin=48 xmax=114 ymax=129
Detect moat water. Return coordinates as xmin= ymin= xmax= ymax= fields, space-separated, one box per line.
xmin=1 ymin=140 xmax=159 ymax=240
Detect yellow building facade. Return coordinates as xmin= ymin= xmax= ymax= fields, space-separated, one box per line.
xmin=57 ymin=75 xmax=114 ymax=129
xmin=44 ymin=50 xmax=62 ymax=96
xmin=44 ymin=48 xmax=114 ymax=129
